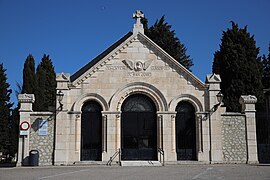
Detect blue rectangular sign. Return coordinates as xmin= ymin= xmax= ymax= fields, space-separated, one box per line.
xmin=39 ymin=120 xmax=48 ymax=136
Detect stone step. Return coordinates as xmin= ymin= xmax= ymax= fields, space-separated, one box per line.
xmin=73 ymin=161 xmax=108 ymax=166
xmin=121 ymin=161 xmax=162 ymax=167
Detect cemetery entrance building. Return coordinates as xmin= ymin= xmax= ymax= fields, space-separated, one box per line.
xmin=17 ymin=10 xmax=259 ymax=166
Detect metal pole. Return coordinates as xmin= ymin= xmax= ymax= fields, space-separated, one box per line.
xmin=21 ymin=136 xmax=25 ymax=165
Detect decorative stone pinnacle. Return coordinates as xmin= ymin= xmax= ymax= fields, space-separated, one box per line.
xmin=239 ymin=95 xmax=257 ymax=104
xmin=18 ymin=93 xmax=35 ymax=103
xmin=133 ymin=10 xmax=144 ymax=25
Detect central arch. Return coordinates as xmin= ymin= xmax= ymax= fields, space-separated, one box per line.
xmin=121 ymin=94 xmax=157 ymax=160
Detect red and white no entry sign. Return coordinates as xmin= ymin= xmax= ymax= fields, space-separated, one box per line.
xmin=20 ymin=121 xmax=30 ymax=130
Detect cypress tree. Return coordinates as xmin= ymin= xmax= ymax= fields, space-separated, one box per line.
xmin=261 ymin=44 xmax=270 ymax=89
xmin=35 ymin=54 xmax=56 ymax=111
xmin=142 ymin=16 xmax=193 ymax=71
xmin=0 ymin=63 xmax=13 ymax=155
xmin=22 ymin=54 xmax=36 ymax=94
xmin=212 ymin=22 xmax=264 ymax=112
xmin=8 ymin=107 xmax=19 ymax=156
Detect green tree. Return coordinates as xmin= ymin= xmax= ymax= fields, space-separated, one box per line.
xmin=7 ymin=107 xmax=19 ymax=156
xmin=0 ymin=63 xmax=13 ymax=155
xmin=261 ymin=44 xmax=270 ymax=89
xmin=212 ymin=22 xmax=264 ymax=112
xmin=34 ymin=54 xmax=56 ymax=111
xmin=142 ymin=16 xmax=193 ymax=70
xmin=22 ymin=54 xmax=36 ymax=94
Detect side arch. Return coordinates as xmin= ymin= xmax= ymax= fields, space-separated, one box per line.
xmin=109 ymin=82 xmax=168 ymax=112
xmin=72 ymin=93 xmax=109 ymax=112
xmin=168 ymin=94 xmax=203 ymax=112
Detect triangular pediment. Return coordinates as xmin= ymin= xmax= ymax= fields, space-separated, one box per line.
xmin=70 ymin=31 xmax=206 ymax=90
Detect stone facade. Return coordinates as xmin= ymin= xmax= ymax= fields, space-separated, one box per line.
xmin=222 ymin=113 xmax=247 ymax=162
xmin=29 ymin=113 xmax=55 ymax=165
xmin=17 ymin=11 xmax=259 ymax=166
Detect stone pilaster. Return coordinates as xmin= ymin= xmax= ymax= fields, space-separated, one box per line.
xmin=205 ymin=74 xmax=223 ymax=163
xmin=101 ymin=111 xmax=121 ymax=162
xmin=54 ymin=73 xmax=70 ymax=165
xmin=239 ymin=95 xmax=258 ymax=164
xmin=17 ymin=94 xmax=35 ymax=166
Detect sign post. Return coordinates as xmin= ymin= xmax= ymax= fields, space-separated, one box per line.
xmin=20 ymin=121 xmax=30 ymax=135
xmin=19 ymin=121 xmax=30 ymax=165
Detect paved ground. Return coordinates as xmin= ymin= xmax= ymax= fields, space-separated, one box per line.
xmin=1 ymin=164 xmax=270 ymax=180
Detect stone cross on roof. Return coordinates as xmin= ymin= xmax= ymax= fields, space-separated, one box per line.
xmin=133 ymin=10 xmax=144 ymax=25
xmin=132 ymin=10 xmax=144 ymax=34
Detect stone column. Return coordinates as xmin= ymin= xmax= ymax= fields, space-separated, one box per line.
xmin=17 ymin=94 xmax=35 ymax=166
xmin=239 ymin=95 xmax=258 ymax=164
xmin=75 ymin=114 xmax=81 ymax=153
xmin=101 ymin=113 xmax=108 ymax=153
xmin=205 ymin=74 xmax=223 ymax=163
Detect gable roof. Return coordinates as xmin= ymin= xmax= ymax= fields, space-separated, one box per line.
xmin=70 ymin=31 xmax=206 ymax=89
xmin=70 ymin=32 xmax=133 ymax=82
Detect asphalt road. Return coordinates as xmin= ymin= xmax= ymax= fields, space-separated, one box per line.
xmin=1 ymin=164 xmax=270 ymax=180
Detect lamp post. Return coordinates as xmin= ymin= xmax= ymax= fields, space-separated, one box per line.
xmin=56 ymin=90 xmax=64 ymax=111
xmin=216 ymin=91 xmax=224 ymax=106
xmin=213 ymin=91 xmax=224 ymax=112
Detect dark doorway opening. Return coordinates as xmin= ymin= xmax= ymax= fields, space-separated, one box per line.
xmin=176 ymin=101 xmax=196 ymax=160
xmin=81 ymin=101 xmax=102 ymax=161
xmin=121 ymin=94 xmax=157 ymax=160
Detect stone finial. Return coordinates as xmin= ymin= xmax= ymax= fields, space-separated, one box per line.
xmin=205 ymin=74 xmax=221 ymax=91
xmin=56 ymin=73 xmax=70 ymax=90
xmin=133 ymin=10 xmax=144 ymax=34
xmin=239 ymin=95 xmax=257 ymax=113
xmin=18 ymin=94 xmax=35 ymax=112
xmin=239 ymin=95 xmax=257 ymax=104
xmin=133 ymin=10 xmax=144 ymax=25
xmin=18 ymin=94 xmax=35 ymax=103
xmin=56 ymin=73 xmax=70 ymax=82
xmin=205 ymin=73 xmax=221 ymax=83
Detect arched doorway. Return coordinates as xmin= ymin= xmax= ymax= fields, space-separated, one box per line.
xmin=121 ymin=94 xmax=157 ymax=160
xmin=81 ymin=101 xmax=102 ymax=161
xmin=176 ymin=101 xmax=196 ymax=160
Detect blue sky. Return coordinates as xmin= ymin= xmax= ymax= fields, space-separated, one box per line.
xmin=0 ymin=0 xmax=270 ymax=105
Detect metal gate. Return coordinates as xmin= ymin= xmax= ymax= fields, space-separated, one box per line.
xmin=81 ymin=101 xmax=102 ymax=161
xmin=176 ymin=101 xmax=196 ymax=160
xmin=256 ymin=111 xmax=270 ymax=163
xmin=121 ymin=94 xmax=157 ymax=160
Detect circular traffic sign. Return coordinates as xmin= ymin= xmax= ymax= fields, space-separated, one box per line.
xmin=20 ymin=121 xmax=30 ymax=130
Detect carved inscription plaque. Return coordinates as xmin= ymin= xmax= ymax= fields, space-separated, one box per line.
xmin=105 ymin=59 xmax=171 ymax=77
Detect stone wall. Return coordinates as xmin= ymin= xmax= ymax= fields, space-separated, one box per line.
xmin=29 ymin=112 xmax=55 ymax=165
xmin=222 ymin=113 xmax=247 ymax=162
